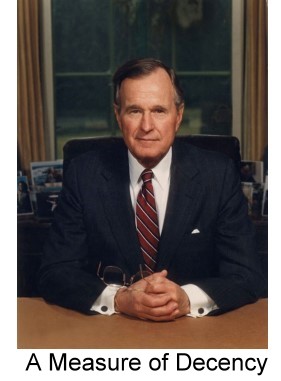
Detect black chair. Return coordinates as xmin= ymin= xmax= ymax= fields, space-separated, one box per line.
xmin=63 ymin=134 xmax=241 ymax=174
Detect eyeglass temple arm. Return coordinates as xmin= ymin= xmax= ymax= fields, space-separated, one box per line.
xmin=139 ymin=264 xmax=151 ymax=284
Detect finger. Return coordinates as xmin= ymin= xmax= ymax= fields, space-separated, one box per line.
xmin=149 ymin=269 xmax=168 ymax=281
xmin=145 ymin=278 xmax=175 ymax=295
xmin=140 ymin=301 xmax=180 ymax=321
xmin=143 ymin=270 xmax=168 ymax=285
xmin=126 ymin=284 xmax=172 ymax=308
xmin=131 ymin=270 xmax=168 ymax=293
xmin=141 ymin=292 xmax=172 ymax=308
xmin=117 ymin=287 xmax=181 ymax=321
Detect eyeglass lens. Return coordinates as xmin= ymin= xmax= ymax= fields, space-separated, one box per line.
xmin=103 ymin=266 xmax=124 ymax=287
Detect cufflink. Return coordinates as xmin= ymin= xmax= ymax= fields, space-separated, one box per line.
xmin=198 ymin=307 xmax=204 ymax=315
xmin=101 ymin=305 xmax=108 ymax=312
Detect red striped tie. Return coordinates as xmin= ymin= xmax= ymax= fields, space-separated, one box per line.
xmin=136 ymin=169 xmax=160 ymax=273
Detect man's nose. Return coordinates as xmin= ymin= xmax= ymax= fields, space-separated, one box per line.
xmin=140 ymin=112 xmax=153 ymax=131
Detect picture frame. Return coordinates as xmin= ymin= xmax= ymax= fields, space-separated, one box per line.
xmin=30 ymin=160 xmax=63 ymax=188
xmin=240 ymin=161 xmax=264 ymax=184
xmin=17 ymin=176 xmax=33 ymax=215
xmin=35 ymin=191 xmax=60 ymax=218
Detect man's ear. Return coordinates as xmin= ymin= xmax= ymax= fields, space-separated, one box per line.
xmin=113 ymin=104 xmax=122 ymax=130
xmin=176 ymin=104 xmax=184 ymax=131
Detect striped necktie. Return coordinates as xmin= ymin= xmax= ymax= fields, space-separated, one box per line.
xmin=136 ymin=169 xmax=160 ymax=273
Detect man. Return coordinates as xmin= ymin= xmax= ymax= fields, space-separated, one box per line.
xmin=38 ymin=58 xmax=264 ymax=321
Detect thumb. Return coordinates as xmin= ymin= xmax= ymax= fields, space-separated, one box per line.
xmin=159 ymin=269 xmax=168 ymax=278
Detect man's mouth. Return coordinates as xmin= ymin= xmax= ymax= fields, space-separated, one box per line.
xmin=136 ymin=137 xmax=158 ymax=142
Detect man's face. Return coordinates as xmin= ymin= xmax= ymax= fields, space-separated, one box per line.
xmin=114 ymin=68 xmax=184 ymax=168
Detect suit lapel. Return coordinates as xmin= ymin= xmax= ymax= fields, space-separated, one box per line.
xmin=97 ymin=139 xmax=202 ymax=274
xmin=98 ymin=144 xmax=143 ymax=273
xmin=156 ymin=142 xmax=202 ymax=270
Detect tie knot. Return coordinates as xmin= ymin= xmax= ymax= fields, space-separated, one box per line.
xmin=141 ymin=169 xmax=153 ymax=183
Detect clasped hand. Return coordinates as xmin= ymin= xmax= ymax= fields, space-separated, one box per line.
xmin=114 ymin=270 xmax=190 ymax=321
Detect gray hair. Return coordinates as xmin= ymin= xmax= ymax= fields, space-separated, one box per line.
xmin=113 ymin=58 xmax=184 ymax=112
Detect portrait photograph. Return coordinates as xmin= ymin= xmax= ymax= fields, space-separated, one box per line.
xmin=30 ymin=160 xmax=63 ymax=187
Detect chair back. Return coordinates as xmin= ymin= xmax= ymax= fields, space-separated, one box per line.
xmin=63 ymin=135 xmax=241 ymax=174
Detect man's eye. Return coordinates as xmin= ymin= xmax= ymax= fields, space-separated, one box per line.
xmin=129 ymin=109 xmax=140 ymax=114
xmin=154 ymin=109 xmax=165 ymax=114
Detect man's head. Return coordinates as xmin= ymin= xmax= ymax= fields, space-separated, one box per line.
xmin=113 ymin=58 xmax=184 ymax=168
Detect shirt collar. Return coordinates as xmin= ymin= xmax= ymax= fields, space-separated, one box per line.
xmin=128 ymin=148 xmax=172 ymax=189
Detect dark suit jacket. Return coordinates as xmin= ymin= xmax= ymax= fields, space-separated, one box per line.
xmin=38 ymin=139 xmax=265 ymax=314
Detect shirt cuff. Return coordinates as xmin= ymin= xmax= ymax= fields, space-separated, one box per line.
xmin=181 ymin=284 xmax=219 ymax=318
xmin=90 ymin=286 xmax=119 ymax=315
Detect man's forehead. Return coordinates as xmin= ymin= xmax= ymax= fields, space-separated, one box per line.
xmin=119 ymin=70 xmax=174 ymax=100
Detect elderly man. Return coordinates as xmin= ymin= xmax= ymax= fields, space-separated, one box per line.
xmin=39 ymin=58 xmax=264 ymax=321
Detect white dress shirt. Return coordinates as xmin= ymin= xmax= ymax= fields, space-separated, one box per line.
xmin=91 ymin=148 xmax=218 ymax=317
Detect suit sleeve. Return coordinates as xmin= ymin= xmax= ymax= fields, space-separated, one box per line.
xmin=38 ymin=159 xmax=106 ymax=314
xmin=195 ymin=158 xmax=266 ymax=314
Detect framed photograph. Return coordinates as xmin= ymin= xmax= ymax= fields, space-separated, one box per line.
xmin=30 ymin=160 xmax=63 ymax=188
xmin=240 ymin=161 xmax=264 ymax=184
xmin=35 ymin=191 xmax=60 ymax=218
xmin=17 ymin=176 xmax=33 ymax=215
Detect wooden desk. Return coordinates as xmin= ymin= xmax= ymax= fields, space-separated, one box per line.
xmin=17 ymin=298 xmax=267 ymax=349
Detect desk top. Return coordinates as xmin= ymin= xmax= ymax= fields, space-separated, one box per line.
xmin=17 ymin=297 xmax=268 ymax=349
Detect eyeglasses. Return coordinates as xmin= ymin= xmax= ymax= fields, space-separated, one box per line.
xmin=97 ymin=262 xmax=151 ymax=288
